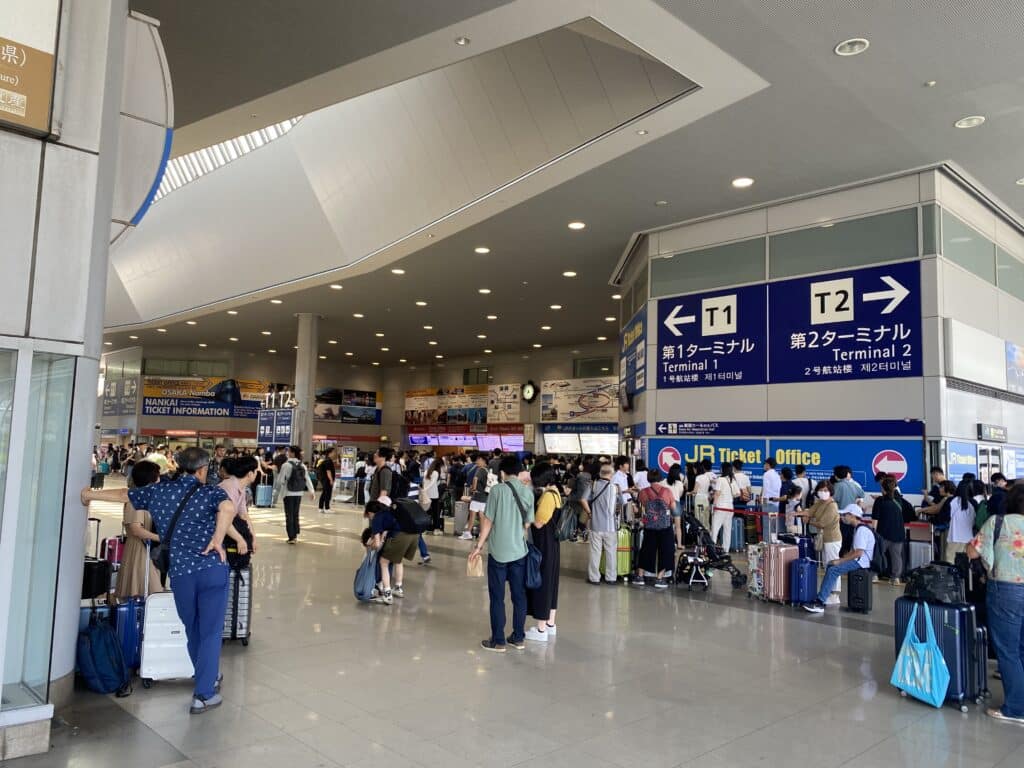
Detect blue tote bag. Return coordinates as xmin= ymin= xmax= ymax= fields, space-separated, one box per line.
xmin=890 ymin=602 xmax=950 ymax=708
xmin=354 ymin=548 xmax=380 ymax=602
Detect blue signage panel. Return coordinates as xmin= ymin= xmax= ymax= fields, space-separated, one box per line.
xmin=770 ymin=438 xmax=923 ymax=494
xmin=656 ymin=284 xmax=768 ymax=388
xmin=619 ymin=307 xmax=647 ymax=395
xmin=647 ymin=438 xmax=767 ymax=485
xmin=274 ymin=408 xmax=294 ymax=445
xmin=257 ymin=410 xmax=276 ymax=448
xmin=769 ymin=260 xmax=922 ymax=383
xmin=946 ymin=440 xmax=978 ymax=483
xmin=655 ymin=419 xmax=924 ymax=438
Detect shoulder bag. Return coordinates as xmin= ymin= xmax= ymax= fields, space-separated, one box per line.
xmin=149 ymin=484 xmax=201 ymax=576
xmin=508 ymin=482 xmax=543 ymax=589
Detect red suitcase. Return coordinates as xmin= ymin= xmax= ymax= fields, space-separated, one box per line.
xmin=102 ymin=536 xmax=125 ymax=565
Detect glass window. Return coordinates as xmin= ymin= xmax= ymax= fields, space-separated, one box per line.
xmin=942 ymin=209 xmax=996 ymax=284
xmin=922 ymin=204 xmax=939 ymax=256
xmin=769 ymin=208 xmax=918 ymax=279
xmin=0 ymin=351 xmax=17 ymax=543
xmin=3 ymin=353 xmax=75 ymax=710
xmin=462 ymin=367 xmax=492 ymax=385
xmin=573 ymin=357 xmax=614 ymax=378
xmin=997 ymin=247 xmax=1024 ymax=303
xmin=651 ymin=238 xmax=765 ymax=297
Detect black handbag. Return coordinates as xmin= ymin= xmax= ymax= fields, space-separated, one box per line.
xmin=149 ymin=485 xmax=200 ymax=576
xmin=508 ymin=482 xmax=543 ymax=589
xmin=903 ymin=562 xmax=965 ymax=605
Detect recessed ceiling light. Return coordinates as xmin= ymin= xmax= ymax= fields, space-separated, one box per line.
xmin=399 ymin=358 xmax=407 ymax=363
xmin=1016 ymin=177 xmax=1024 ymax=186
xmin=601 ymin=367 xmax=610 ymax=372
xmin=568 ymin=221 xmax=586 ymax=230
xmin=261 ymin=330 xmax=271 ymax=335
xmin=380 ymin=347 xmax=389 ymax=352
xmin=474 ymin=246 xmax=490 ymax=254
xmin=924 ymin=80 xmax=937 ymax=88
xmin=486 ymin=315 xmax=497 ymax=320
xmin=129 ymin=335 xmax=138 ymax=340
xmin=198 ymin=343 xmax=207 ymax=348
xmin=572 ymin=350 xmax=580 ymax=354
xmin=270 ymin=299 xmax=283 ymax=304
xmin=435 ymin=354 xmax=444 ymax=359
xmin=330 ymin=284 xmax=343 ymax=290
xmin=423 ymin=325 xmax=433 ymax=330
xmin=605 ymin=316 xmax=616 ymax=322
xmin=477 ymin=334 xmax=487 ymax=339
xmin=375 ymin=332 xmax=385 ymax=338
xmin=478 ymin=288 xmax=491 ymax=294
xmin=532 ymin=344 xmax=542 ymax=348
xmin=954 ymin=115 xmax=985 ymax=129
xmin=611 ymin=294 xmax=622 ymax=300
xmin=156 ymin=328 xmax=167 ymax=333
xmin=369 ymin=361 xmax=380 ymax=366
xmin=732 ymin=177 xmax=754 ymax=188
xmin=597 ymin=336 xmax=607 ymax=341
xmin=186 ymin=320 xmax=197 ymax=325
xmin=391 ymin=268 xmax=405 ymax=275
xmin=562 ymin=271 xmax=577 ymax=278
xmin=635 ymin=128 xmax=648 ymax=136
xmin=454 ymin=36 xmax=470 ymax=46
xmin=268 ymin=349 xmax=277 ymax=353
xmin=655 ymin=200 xmax=669 ymax=207
xmin=345 ymin=352 xmax=354 ymax=356
xmin=484 ymin=349 xmax=492 ymax=354
xmin=550 ymin=304 xmax=562 ymax=310
xmin=415 ymin=300 xmax=428 ymax=306
xmin=328 ymin=339 xmax=337 ymax=344
xmin=353 ymin=313 xmax=364 ymax=318
xmin=319 ymin=355 xmax=327 ymax=360
xmin=426 ymin=233 xmax=434 ymax=239
xmin=293 ymin=346 xmax=298 ymax=350
xmin=541 ymin=325 xmax=551 ymax=331
xmin=103 ymin=341 xmax=112 ymax=346
xmin=227 ymin=310 xmax=238 ymax=315
xmin=833 ymin=37 xmax=869 ymax=56
xmin=229 ymin=337 xmax=238 ymax=342
xmin=428 ymin=340 xmax=438 ymax=345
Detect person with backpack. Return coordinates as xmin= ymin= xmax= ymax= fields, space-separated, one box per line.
xmin=275 ymin=445 xmax=315 ymax=544
xmin=460 ymin=452 xmax=491 ymax=541
xmin=871 ymin=476 xmax=906 ymax=586
xmin=633 ymin=469 xmax=678 ymax=588
xmin=803 ymin=505 xmax=876 ymax=614
xmin=525 ymin=462 xmax=562 ymax=642
xmin=968 ymin=483 xmax=1024 ymax=725
xmin=365 ymin=498 xmax=419 ymax=605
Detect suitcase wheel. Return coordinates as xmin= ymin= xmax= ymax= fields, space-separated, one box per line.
xmin=241 ymin=638 xmax=249 ymax=646
xmin=142 ymin=678 xmax=152 ymax=689
xmin=960 ymin=704 xmax=969 ymax=713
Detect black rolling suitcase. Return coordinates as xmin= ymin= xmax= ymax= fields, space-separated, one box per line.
xmin=847 ymin=568 xmax=873 ymax=613
xmin=82 ymin=517 xmax=112 ymax=600
xmin=893 ymin=597 xmax=988 ymax=711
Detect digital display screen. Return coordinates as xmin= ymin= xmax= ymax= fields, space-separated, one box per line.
xmin=475 ymin=434 xmax=501 ymax=452
xmin=543 ymin=433 xmax=581 ymax=454
xmin=580 ymin=433 xmax=619 ymax=455
xmin=439 ymin=434 xmax=477 ymax=447
xmin=409 ymin=434 xmax=439 ymax=446
xmin=500 ymin=434 xmax=524 ymax=452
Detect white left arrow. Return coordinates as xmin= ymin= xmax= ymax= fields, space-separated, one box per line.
xmin=663 ymin=304 xmax=697 ymax=337
xmin=863 ymin=275 xmax=909 ymax=314
xmin=657 ymin=423 xmax=667 ymax=433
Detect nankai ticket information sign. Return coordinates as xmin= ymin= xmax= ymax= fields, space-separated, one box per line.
xmin=769 ymin=260 xmax=922 ymax=383
xmin=656 ymin=284 xmax=767 ymax=388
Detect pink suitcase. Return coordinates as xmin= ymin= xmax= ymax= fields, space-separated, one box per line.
xmin=763 ymin=544 xmax=798 ymax=603
xmin=102 ymin=536 xmax=125 ymax=565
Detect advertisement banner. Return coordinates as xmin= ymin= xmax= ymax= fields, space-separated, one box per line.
xmin=656 ymin=283 xmax=768 ymax=389
xmin=339 ymin=446 xmax=357 ymax=480
xmin=768 ymin=260 xmax=922 ymax=383
xmin=1006 ymin=341 xmax=1024 ymax=395
xmin=0 ymin=1 xmax=60 ymax=135
xmin=143 ymin=377 xmax=267 ymax=419
xmin=947 ymin=441 xmax=979 ymax=483
xmin=404 ymin=386 xmax=488 ymax=425
xmin=540 ymin=378 xmax=618 ymax=423
xmin=487 ymin=383 xmax=521 ymax=423
xmin=620 ymin=307 xmax=646 ymax=395
xmin=314 ymin=388 xmax=382 ymax=425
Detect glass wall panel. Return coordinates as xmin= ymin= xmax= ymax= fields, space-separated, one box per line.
xmin=651 ymin=238 xmax=765 ymax=297
xmin=0 ymin=351 xmax=17 ymax=544
xmin=942 ymin=209 xmax=996 ymax=284
xmin=2 ymin=353 xmax=75 ymax=710
xmin=922 ymin=204 xmax=938 ymax=256
xmin=997 ymin=247 xmax=1024 ymax=303
xmin=769 ymin=208 xmax=918 ymax=279
xmin=573 ymin=357 xmax=614 ymax=378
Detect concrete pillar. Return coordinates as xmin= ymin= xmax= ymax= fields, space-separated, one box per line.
xmin=294 ymin=313 xmax=319 ymax=452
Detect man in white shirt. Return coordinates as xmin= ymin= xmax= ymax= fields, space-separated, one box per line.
xmin=804 ymin=506 xmax=876 ymax=613
xmin=612 ymin=456 xmax=632 ymax=504
xmin=761 ymin=457 xmax=782 ymax=540
xmin=732 ymin=460 xmax=752 ymax=503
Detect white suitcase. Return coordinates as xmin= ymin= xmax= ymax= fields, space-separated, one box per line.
xmin=139 ymin=592 xmax=193 ymax=686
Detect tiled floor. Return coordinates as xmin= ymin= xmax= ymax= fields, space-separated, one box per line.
xmin=12 ymin=497 xmax=1024 ymax=767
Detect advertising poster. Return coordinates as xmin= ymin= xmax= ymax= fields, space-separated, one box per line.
xmin=947 ymin=441 xmax=979 ymax=483
xmin=487 ymin=383 xmax=521 ymax=423
xmin=314 ymin=388 xmax=382 ymax=424
xmin=404 ymin=386 xmax=489 ymax=425
xmin=142 ymin=377 xmax=267 ymax=418
xmin=540 ymin=378 xmax=619 ymax=423
xmin=339 ymin=446 xmax=358 ymax=480
xmin=404 ymin=388 xmax=440 ymax=425
xmin=619 ymin=307 xmax=646 ymax=395
xmin=1006 ymin=341 xmax=1024 ymax=395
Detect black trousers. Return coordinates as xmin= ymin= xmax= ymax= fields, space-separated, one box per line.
xmin=284 ymin=495 xmax=301 ymax=540
xmin=318 ymin=482 xmax=333 ymax=510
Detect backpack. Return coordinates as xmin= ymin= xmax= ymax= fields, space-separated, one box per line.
xmin=76 ymin=614 xmax=131 ymax=695
xmin=543 ymin=490 xmax=575 ymax=542
xmin=389 ymin=470 xmax=411 ymax=500
xmin=641 ymin=487 xmax=673 ymax=530
xmin=485 ymin=469 xmax=499 ymax=493
xmin=864 ymin=525 xmax=886 ymax=574
xmin=224 ymin=515 xmax=253 ymax=569
xmin=973 ymin=498 xmax=990 ymax=532
xmin=393 ymin=497 xmax=431 ymax=533
xmin=286 ymin=461 xmax=307 ymax=492
xmin=904 ymin=562 xmax=966 ymax=604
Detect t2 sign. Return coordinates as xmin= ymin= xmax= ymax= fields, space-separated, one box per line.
xmin=769 ymin=260 xmax=921 ymax=383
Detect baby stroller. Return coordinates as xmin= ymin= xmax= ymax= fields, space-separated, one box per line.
xmin=678 ymin=512 xmax=747 ymax=589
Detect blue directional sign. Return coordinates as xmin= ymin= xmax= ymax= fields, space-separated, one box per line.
xmin=656 ymin=284 xmax=768 ymax=389
xmin=619 ymin=307 xmax=647 ymax=395
xmin=768 ymin=260 xmax=922 ymax=383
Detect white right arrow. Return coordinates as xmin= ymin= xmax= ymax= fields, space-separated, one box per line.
xmin=663 ymin=304 xmax=697 ymax=337
xmin=863 ymin=275 xmax=910 ymax=314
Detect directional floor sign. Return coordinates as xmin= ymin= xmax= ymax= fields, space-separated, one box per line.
xmin=768 ymin=260 xmax=921 ymax=383
xmin=657 ymin=284 xmax=768 ymax=388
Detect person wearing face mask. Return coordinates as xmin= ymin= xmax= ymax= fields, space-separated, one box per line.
xmin=796 ymin=480 xmax=842 ymax=601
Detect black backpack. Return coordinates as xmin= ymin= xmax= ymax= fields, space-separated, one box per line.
xmin=393 ymin=497 xmax=431 ymax=533
xmin=224 ymin=516 xmax=253 ymax=569
xmin=286 ymin=461 xmax=308 ymax=492
xmin=864 ymin=525 xmax=886 ymax=574
xmin=389 ymin=469 xmax=411 ymax=501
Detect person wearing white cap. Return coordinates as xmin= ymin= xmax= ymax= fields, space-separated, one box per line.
xmin=804 ymin=505 xmax=876 ymax=613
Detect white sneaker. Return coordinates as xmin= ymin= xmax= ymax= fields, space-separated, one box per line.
xmin=459 ymin=531 xmax=473 ymax=540
xmin=524 ymin=627 xmax=549 ymax=642
xmin=825 ymin=593 xmax=841 ymax=606
xmin=545 ymin=624 xmax=557 ymax=636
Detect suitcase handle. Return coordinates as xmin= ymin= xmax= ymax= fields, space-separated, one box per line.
xmin=88 ymin=516 xmax=102 ymax=558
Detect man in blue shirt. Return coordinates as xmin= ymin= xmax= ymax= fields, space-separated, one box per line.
xmin=804 ymin=506 xmax=876 ymax=614
xmin=128 ymin=447 xmax=238 ymax=714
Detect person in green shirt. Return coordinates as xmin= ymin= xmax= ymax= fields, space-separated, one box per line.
xmin=469 ymin=456 xmax=534 ymax=652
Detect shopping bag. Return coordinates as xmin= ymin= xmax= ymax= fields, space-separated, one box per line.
xmin=467 ymin=554 xmax=484 ymax=578
xmin=353 ymin=549 xmax=379 ymax=602
xmin=890 ymin=602 xmax=950 ymax=708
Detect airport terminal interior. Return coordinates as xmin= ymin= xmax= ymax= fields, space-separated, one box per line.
xmin=3 ymin=1 xmax=1024 ymax=766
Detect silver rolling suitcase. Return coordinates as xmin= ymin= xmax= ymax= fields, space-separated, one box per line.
xmin=454 ymin=500 xmax=470 ymax=535
xmin=223 ymin=567 xmax=252 ymax=646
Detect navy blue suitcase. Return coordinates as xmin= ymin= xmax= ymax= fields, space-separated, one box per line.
xmin=789 ymin=558 xmax=817 ymax=604
xmin=78 ymin=599 xmax=144 ymax=671
xmin=730 ymin=516 xmax=745 ymax=552
xmin=779 ymin=534 xmax=815 ymax=561
xmin=893 ymin=597 xmax=987 ymax=711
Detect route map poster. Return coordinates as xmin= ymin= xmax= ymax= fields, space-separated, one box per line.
xmin=487 ymin=383 xmax=521 ymax=424
xmin=540 ymin=377 xmax=619 ymax=424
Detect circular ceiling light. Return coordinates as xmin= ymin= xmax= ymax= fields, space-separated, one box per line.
xmin=319 ymin=355 xmax=327 ymax=360
xmin=454 ymin=36 xmax=470 ymax=46
xmin=186 ymin=320 xmax=197 ymax=325
xmin=345 ymin=352 xmax=354 ymax=356
xmin=567 ymin=221 xmax=586 ymax=230
xmin=198 ymin=343 xmax=207 ymax=348
xmin=478 ymin=288 xmax=491 ymax=294
xmin=328 ymin=339 xmax=337 ymax=344
xmin=375 ymin=332 xmax=385 ymax=338
xmin=532 ymin=343 xmax=542 ymax=349
xmin=596 ymin=336 xmax=607 ymax=341
xmin=435 ymin=354 xmax=444 ymax=359
xmin=330 ymin=284 xmax=343 ymax=290
xmin=227 ymin=310 xmax=239 ymax=315
xmin=541 ymin=325 xmax=551 ymax=331
xmin=372 ymin=362 xmax=380 ymax=366
xmin=229 ymin=337 xmax=238 ymax=342
xmin=550 ymin=304 xmax=562 ymax=310
xmin=605 ymin=316 xmax=616 ymax=322
xmin=611 ymin=293 xmax=622 ymax=300
xmin=261 ymin=330 xmax=272 ymax=336
xmin=129 ymin=335 xmax=139 ymax=340
xmin=103 ymin=341 xmax=112 ymax=346
xmin=474 ymin=246 xmax=490 ymax=254
xmin=562 ymin=271 xmax=577 ymax=277
xmin=391 ymin=268 xmax=405 ymax=275
xmin=270 ymin=299 xmax=283 ymax=304
xmin=381 ymin=347 xmax=389 ymax=351
xmin=486 ymin=314 xmax=497 ymax=320
xmin=423 ymin=325 xmax=433 ymax=330
xmin=415 ymin=300 xmax=428 ymax=306
xmin=353 ymin=313 xmax=364 ymax=318
xmin=635 ymin=128 xmax=648 ymax=136
xmin=834 ymin=37 xmax=869 ymax=56
xmin=399 ymin=358 xmax=407 ymax=363
xmin=156 ymin=328 xmax=167 ymax=333
xmin=655 ymin=200 xmax=669 ymax=207
xmin=731 ymin=177 xmax=754 ymax=188
xmin=954 ymin=115 xmax=985 ymax=129
xmin=268 ymin=349 xmax=277 ymax=354
xmin=428 ymin=340 xmax=438 ymax=346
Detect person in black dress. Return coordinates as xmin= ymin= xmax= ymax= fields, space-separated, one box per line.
xmin=525 ymin=462 xmax=562 ymax=643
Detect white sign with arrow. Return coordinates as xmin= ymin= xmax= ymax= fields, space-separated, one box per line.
xmin=863 ymin=275 xmax=910 ymax=315
xmin=662 ymin=304 xmax=697 ymax=337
